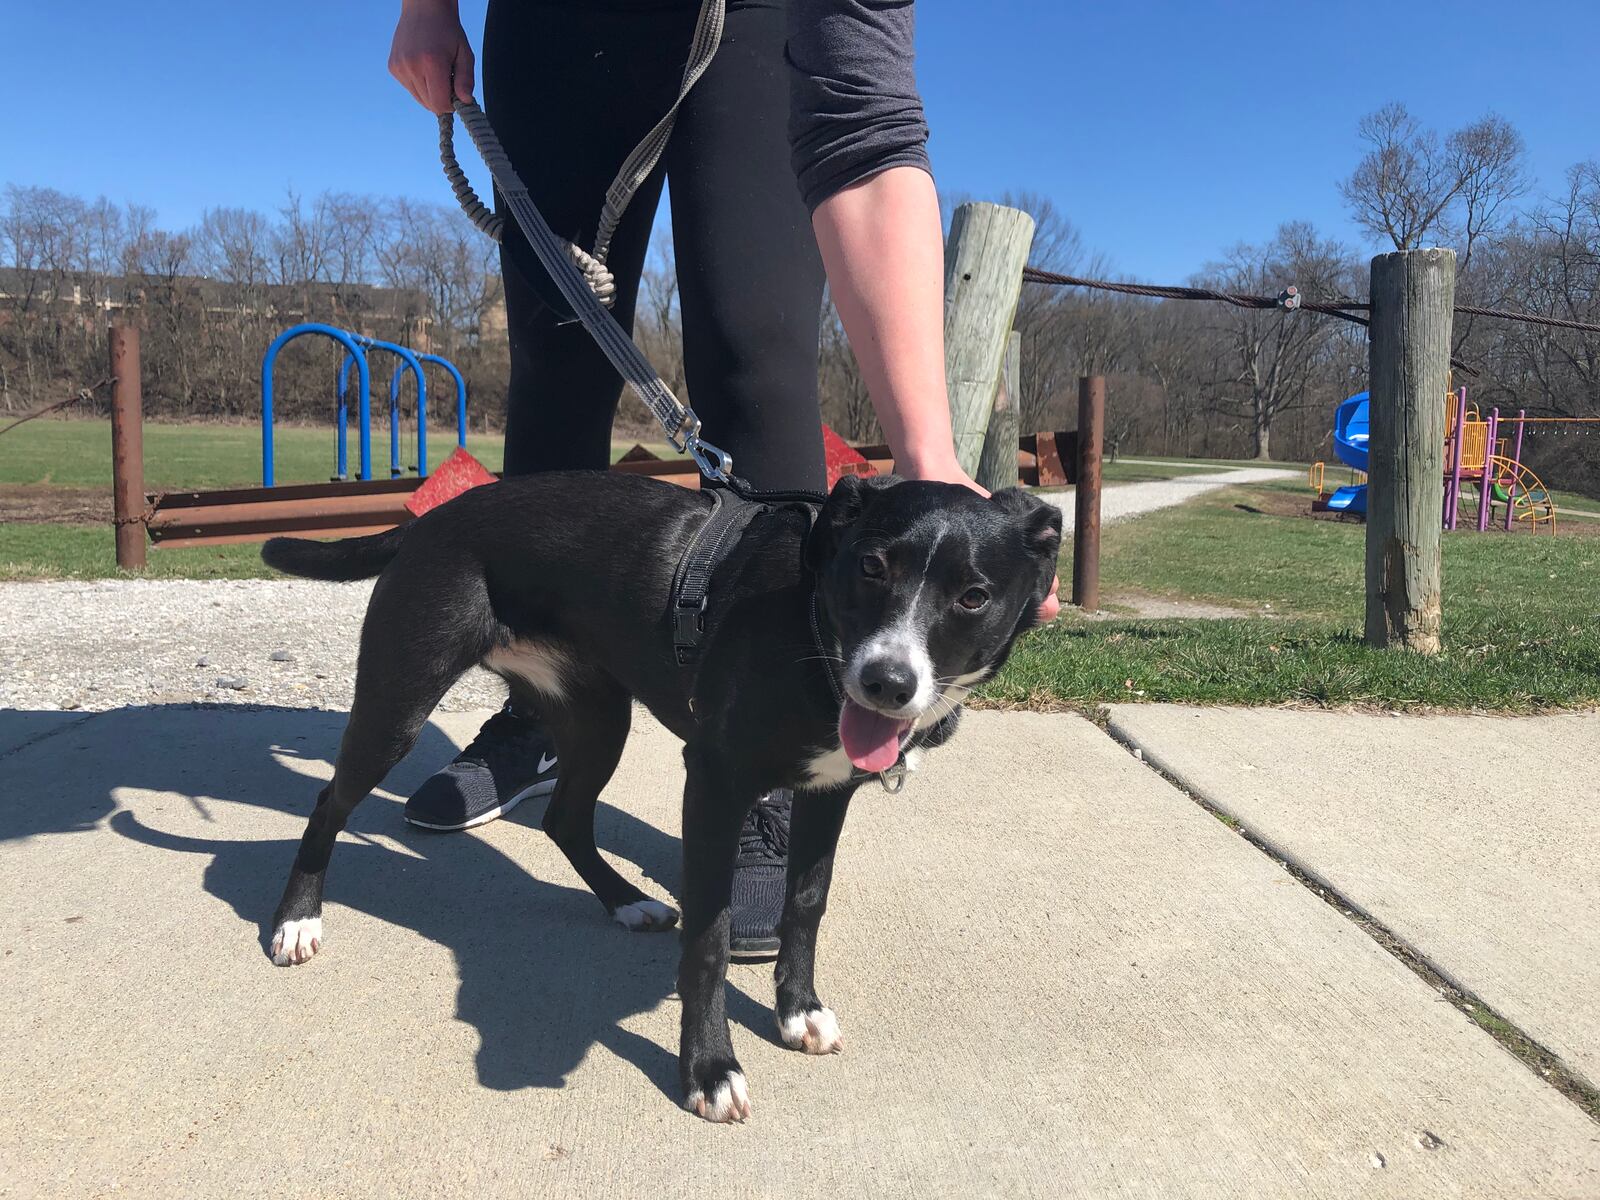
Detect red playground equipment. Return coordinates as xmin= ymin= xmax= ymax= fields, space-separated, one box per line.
xmin=1443 ymin=389 xmax=1556 ymax=534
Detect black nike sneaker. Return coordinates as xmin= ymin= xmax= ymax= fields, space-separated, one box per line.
xmin=404 ymin=703 xmax=559 ymax=831
xmin=729 ymin=790 xmax=792 ymax=960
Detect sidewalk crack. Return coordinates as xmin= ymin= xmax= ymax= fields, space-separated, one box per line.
xmin=1103 ymin=714 xmax=1600 ymax=1126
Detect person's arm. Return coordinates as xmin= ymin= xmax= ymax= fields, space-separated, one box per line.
xmin=811 ymin=166 xmax=967 ymax=486
xmin=389 ymin=0 xmax=475 ymax=115
xmin=790 ymin=0 xmax=1060 ymax=619
xmin=787 ymin=1 xmax=967 ymax=480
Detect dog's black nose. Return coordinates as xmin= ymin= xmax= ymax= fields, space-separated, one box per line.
xmin=859 ymin=658 xmax=917 ymax=709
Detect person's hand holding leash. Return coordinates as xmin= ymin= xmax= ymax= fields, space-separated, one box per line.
xmin=389 ymin=0 xmax=475 ymax=115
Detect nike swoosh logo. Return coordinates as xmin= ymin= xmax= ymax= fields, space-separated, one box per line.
xmin=538 ymin=752 xmax=558 ymax=774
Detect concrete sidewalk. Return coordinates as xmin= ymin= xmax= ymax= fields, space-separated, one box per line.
xmin=1107 ymin=705 xmax=1600 ymax=1088
xmin=3 ymin=705 xmax=1598 ymax=1198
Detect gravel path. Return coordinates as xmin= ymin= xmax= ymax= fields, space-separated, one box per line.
xmin=0 ymin=469 xmax=1294 ymax=714
xmin=1039 ymin=466 xmax=1295 ymax=530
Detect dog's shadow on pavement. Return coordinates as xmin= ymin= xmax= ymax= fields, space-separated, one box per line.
xmin=0 ymin=703 xmax=742 ymax=1101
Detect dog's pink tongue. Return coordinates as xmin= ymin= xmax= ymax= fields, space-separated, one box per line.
xmin=839 ymin=700 xmax=909 ymax=773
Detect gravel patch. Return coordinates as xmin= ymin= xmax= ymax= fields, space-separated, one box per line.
xmin=0 ymin=470 xmax=1296 ymax=714
xmin=0 ymin=578 xmax=508 ymax=714
xmin=1104 ymin=595 xmax=1259 ymax=619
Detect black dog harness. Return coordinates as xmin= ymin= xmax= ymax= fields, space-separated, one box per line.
xmin=670 ymin=491 xmax=769 ymax=669
xmin=669 ymin=490 xmax=909 ymax=793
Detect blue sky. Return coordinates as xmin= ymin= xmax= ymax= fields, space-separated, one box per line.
xmin=4 ymin=0 xmax=1595 ymax=281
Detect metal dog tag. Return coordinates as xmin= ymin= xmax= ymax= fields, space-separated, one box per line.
xmin=878 ymin=759 xmax=908 ymax=795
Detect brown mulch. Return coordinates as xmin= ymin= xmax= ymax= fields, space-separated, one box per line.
xmin=0 ymin=485 xmax=113 ymax=524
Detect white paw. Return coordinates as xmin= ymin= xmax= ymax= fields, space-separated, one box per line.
xmin=611 ymin=899 xmax=679 ymax=932
xmin=779 ymin=1007 xmax=843 ymax=1054
xmin=270 ymin=916 xmax=322 ymax=966
xmin=685 ymin=1071 xmax=750 ymax=1123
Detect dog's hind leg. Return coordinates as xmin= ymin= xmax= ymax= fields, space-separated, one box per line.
xmin=270 ymin=577 xmax=490 ymax=965
xmin=532 ymin=674 xmax=678 ymax=932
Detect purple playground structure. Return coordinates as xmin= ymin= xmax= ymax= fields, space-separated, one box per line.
xmin=1313 ymin=387 xmax=1557 ymax=534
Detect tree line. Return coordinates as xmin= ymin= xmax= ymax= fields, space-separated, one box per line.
xmin=3 ymin=101 xmax=1596 ymax=494
xmin=0 ymin=189 xmax=504 ymax=431
xmin=982 ymin=105 xmax=1598 ymax=493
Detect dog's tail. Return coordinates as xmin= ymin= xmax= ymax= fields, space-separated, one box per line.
xmin=261 ymin=524 xmax=410 ymax=581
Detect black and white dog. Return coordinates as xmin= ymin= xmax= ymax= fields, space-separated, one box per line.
xmin=260 ymin=471 xmax=1060 ymax=1121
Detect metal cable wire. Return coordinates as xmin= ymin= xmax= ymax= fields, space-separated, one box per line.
xmin=1021 ymin=266 xmax=1600 ymax=335
xmin=1451 ymin=304 xmax=1600 ymax=334
xmin=1020 ymin=266 xmax=1366 ymax=314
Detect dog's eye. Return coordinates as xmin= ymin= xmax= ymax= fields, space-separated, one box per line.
xmin=860 ymin=554 xmax=886 ymax=580
xmin=958 ymin=587 xmax=990 ymax=611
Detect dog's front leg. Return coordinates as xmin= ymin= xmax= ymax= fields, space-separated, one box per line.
xmin=677 ymin=744 xmax=752 ymax=1122
xmin=774 ymin=783 xmax=855 ymax=1055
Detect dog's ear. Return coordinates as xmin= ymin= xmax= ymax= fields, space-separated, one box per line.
xmin=990 ymin=488 xmax=1063 ymax=559
xmin=806 ymin=474 xmax=887 ymax=572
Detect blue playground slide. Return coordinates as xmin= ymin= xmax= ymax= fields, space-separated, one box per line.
xmin=1325 ymin=391 xmax=1369 ymax=514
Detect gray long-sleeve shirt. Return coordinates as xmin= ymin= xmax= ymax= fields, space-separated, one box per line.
xmin=787 ymin=0 xmax=930 ymax=210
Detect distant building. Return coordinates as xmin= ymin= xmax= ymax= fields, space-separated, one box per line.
xmin=0 ymin=267 xmax=438 ymax=349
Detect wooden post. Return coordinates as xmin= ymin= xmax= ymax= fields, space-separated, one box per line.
xmin=109 ymin=323 xmax=147 ymax=571
xmin=1072 ymin=375 xmax=1104 ymax=611
xmin=1365 ymin=248 xmax=1454 ymax=652
xmin=943 ymin=202 xmax=1035 ymax=476
xmin=976 ymin=330 xmax=1022 ymax=492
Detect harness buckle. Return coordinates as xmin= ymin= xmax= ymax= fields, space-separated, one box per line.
xmin=673 ymin=598 xmax=707 ymax=661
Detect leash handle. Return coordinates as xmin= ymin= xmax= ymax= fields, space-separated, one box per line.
xmin=444 ymin=97 xmax=731 ymax=483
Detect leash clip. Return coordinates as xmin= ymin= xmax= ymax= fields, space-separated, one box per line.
xmin=685 ymin=432 xmax=733 ymax=484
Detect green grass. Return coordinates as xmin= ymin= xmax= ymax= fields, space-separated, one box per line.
xmin=0 ymin=417 xmax=505 ymax=488
xmin=6 ymin=421 xmax=1597 ymax=712
xmin=0 ymin=523 xmax=273 ymax=579
xmin=0 ymin=418 xmax=677 ymax=580
xmin=987 ymin=484 xmax=1599 ymax=712
xmin=0 ymin=416 xmax=681 ymax=490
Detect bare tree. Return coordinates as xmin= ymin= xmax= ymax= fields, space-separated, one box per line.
xmin=0 ymin=186 xmax=92 ymax=405
xmin=194 ymin=207 xmax=275 ymax=407
xmin=197 ymin=207 xmax=272 ymax=290
xmin=1340 ymin=102 xmax=1526 ymax=260
xmin=1200 ymin=222 xmax=1354 ymax=460
xmin=634 ymin=230 xmax=686 ymax=398
xmin=378 ymin=201 xmax=501 ymax=345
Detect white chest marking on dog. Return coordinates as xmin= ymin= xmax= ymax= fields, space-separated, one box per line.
xmin=779 ymin=1006 xmax=843 ymax=1054
xmin=800 ymin=745 xmax=855 ymax=790
xmin=483 ymin=639 xmax=572 ymax=702
xmin=270 ymin=916 xmax=322 ymax=966
xmin=685 ymin=1070 xmax=750 ymax=1123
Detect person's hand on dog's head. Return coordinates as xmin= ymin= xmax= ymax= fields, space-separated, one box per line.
xmin=895 ymin=459 xmax=1062 ymax=625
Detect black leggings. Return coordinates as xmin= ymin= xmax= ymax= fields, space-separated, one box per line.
xmin=483 ymin=0 xmax=827 ymax=493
